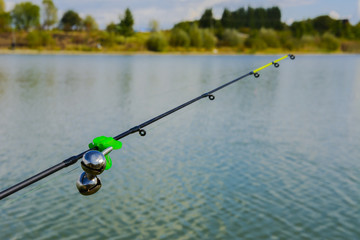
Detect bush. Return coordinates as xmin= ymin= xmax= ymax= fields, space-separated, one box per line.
xmin=278 ymin=30 xmax=295 ymax=50
xmin=222 ymin=29 xmax=243 ymax=47
xmin=259 ymin=28 xmax=280 ymax=48
xmin=27 ymin=31 xmax=55 ymax=48
xmin=202 ymin=29 xmax=217 ymax=50
xmin=341 ymin=41 xmax=360 ymax=53
xmin=320 ymin=33 xmax=339 ymax=51
xmin=146 ymin=32 xmax=167 ymax=52
xmin=189 ymin=25 xmax=202 ymax=48
xmin=169 ymin=28 xmax=190 ymax=47
xmin=0 ymin=12 xmax=11 ymax=31
xmin=245 ymin=36 xmax=267 ymax=51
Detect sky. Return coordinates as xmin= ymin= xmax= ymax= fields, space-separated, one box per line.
xmin=4 ymin=0 xmax=360 ymax=31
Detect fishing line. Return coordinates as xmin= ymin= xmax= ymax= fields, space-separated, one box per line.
xmin=0 ymin=54 xmax=295 ymax=200
xmin=1 ymin=166 xmax=79 ymax=207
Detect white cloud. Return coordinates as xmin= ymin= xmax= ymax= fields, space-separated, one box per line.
xmin=267 ymin=0 xmax=316 ymax=8
xmin=5 ymin=1 xmax=15 ymax=11
xmin=329 ymin=10 xmax=340 ymax=20
xmin=286 ymin=18 xmax=294 ymax=25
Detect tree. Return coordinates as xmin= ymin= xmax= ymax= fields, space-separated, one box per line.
xmin=199 ymin=8 xmax=214 ymax=28
xmin=189 ymin=24 xmax=202 ymax=47
xmin=12 ymin=2 xmax=40 ymax=31
xmin=0 ymin=0 xmax=5 ymax=13
xmin=149 ymin=19 xmax=159 ymax=32
xmin=254 ymin=8 xmax=266 ymax=29
xmin=146 ymin=32 xmax=167 ymax=51
xmin=267 ymin=7 xmax=282 ymax=29
xmin=83 ymin=15 xmax=98 ymax=31
xmin=246 ymin=7 xmax=255 ymax=29
xmin=106 ymin=22 xmax=117 ymax=33
xmin=202 ymin=29 xmax=217 ymax=49
xmin=59 ymin=10 xmax=81 ymax=31
xmin=119 ymin=8 xmax=134 ymax=36
xmin=233 ymin=7 xmax=246 ymax=29
xmin=313 ymin=15 xmax=334 ymax=34
xmin=0 ymin=12 xmax=10 ymax=31
xmin=221 ymin=9 xmax=232 ymax=29
xmin=169 ymin=28 xmax=190 ymax=47
xmin=222 ymin=29 xmax=243 ymax=46
xmin=42 ymin=0 xmax=57 ymax=29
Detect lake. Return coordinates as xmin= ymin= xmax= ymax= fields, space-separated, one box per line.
xmin=0 ymin=54 xmax=359 ymax=240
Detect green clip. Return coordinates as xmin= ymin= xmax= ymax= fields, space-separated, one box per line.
xmin=89 ymin=136 xmax=122 ymax=170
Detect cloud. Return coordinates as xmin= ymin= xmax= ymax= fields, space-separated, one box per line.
xmin=267 ymin=0 xmax=317 ymax=8
xmin=329 ymin=10 xmax=340 ymax=20
xmin=5 ymin=1 xmax=15 ymax=11
xmin=286 ymin=18 xmax=294 ymax=25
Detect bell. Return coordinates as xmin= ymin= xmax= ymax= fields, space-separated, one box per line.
xmin=81 ymin=149 xmax=108 ymax=176
xmin=76 ymin=172 xmax=102 ymax=195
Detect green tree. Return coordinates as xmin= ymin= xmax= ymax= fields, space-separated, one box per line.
xmin=199 ymin=8 xmax=214 ymax=28
xmin=59 ymin=10 xmax=81 ymax=31
xmin=149 ymin=19 xmax=159 ymax=32
xmin=27 ymin=30 xmax=55 ymax=48
xmin=233 ymin=7 xmax=246 ymax=28
xmin=106 ymin=22 xmax=117 ymax=33
xmin=202 ymin=29 xmax=217 ymax=49
xmin=0 ymin=0 xmax=5 ymax=13
xmin=119 ymin=8 xmax=134 ymax=36
xmin=319 ymin=33 xmax=339 ymax=51
xmin=83 ymin=15 xmax=98 ymax=31
xmin=254 ymin=8 xmax=266 ymax=29
xmin=291 ymin=20 xmax=315 ymax=38
xmin=146 ymin=32 xmax=167 ymax=51
xmin=42 ymin=0 xmax=57 ymax=29
xmin=221 ymin=8 xmax=232 ymax=28
xmin=259 ymin=28 xmax=280 ymax=48
xmin=12 ymin=2 xmax=40 ymax=31
xmin=0 ymin=0 xmax=10 ymax=31
xmin=222 ymin=29 xmax=243 ymax=46
xmin=189 ymin=24 xmax=202 ymax=47
xmin=246 ymin=7 xmax=256 ymax=29
xmin=0 ymin=12 xmax=10 ymax=31
xmin=169 ymin=28 xmax=190 ymax=47
xmin=173 ymin=21 xmax=192 ymax=32
xmin=313 ymin=15 xmax=333 ymax=34
xmin=266 ymin=7 xmax=282 ymax=29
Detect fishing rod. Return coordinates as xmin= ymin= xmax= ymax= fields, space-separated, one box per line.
xmin=0 ymin=54 xmax=295 ymax=200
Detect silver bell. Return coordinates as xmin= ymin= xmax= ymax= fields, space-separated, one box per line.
xmin=76 ymin=172 xmax=102 ymax=195
xmin=81 ymin=147 xmax=113 ymax=176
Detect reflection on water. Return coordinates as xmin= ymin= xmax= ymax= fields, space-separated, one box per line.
xmin=0 ymin=54 xmax=359 ymax=240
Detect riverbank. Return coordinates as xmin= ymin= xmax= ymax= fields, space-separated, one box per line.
xmin=2 ymin=30 xmax=360 ymax=56
xmin=0 ymin=48 xmax=357 ymax=56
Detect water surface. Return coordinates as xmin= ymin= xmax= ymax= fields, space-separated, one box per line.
xmin=0 ymin=54 xmax=359 ymax=240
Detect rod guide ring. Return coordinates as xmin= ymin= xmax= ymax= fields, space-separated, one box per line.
xmin=208 ymin=95 xmax=215 ymax=100
xmin=139 ymin=129 xmax=146 ymax=136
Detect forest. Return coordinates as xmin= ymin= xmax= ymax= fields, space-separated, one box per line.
xmin=0 ymin=0 xmax=360 ymax=53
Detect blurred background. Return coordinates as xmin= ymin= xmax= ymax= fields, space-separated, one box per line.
xmin=0 ymin=0 xmax=359 ymax=53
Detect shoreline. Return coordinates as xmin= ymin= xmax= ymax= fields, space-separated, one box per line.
xmin=0 ymin=49 xmax=358 ymax=56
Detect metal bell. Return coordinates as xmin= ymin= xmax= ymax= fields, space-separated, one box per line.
xmin=76 ymin=172 xmax=102 ymax=195
xmin=81 ymin=147 xmax=112 ymax=176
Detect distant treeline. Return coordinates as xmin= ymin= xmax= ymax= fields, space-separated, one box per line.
xmin=291 ymin=16 xmax=358 ymax=39
xmin=0 ymin=0 xmax=360 ymax=53
xmin=175 ymin=7 xmax=282 ymax=30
